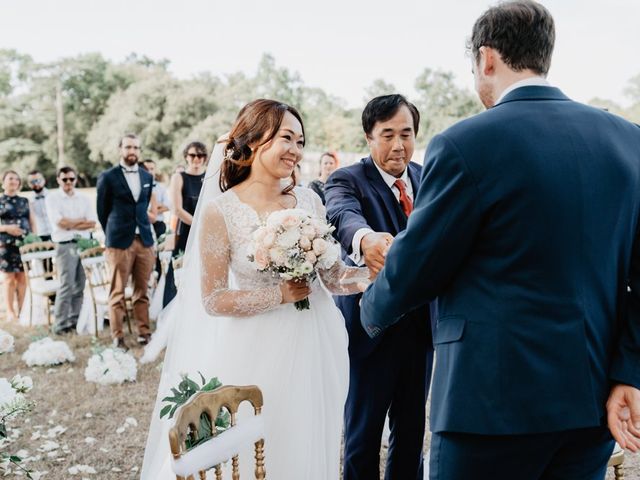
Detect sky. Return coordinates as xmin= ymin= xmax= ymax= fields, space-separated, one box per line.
xmin=1 ymin=0 xmax=639 ymax=108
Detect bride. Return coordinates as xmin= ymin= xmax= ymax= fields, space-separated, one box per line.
xmin=141 ymin=99 xmax=369 ymax=479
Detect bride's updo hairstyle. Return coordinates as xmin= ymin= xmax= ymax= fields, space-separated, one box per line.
xmin=220 ymin=99 xmax=305 ymax=193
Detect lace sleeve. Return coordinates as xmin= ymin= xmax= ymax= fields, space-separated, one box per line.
xmin=305 ymin=189 xmax=370 ymax=295
xmin=199 ymin=202 xmax=283 ymax=317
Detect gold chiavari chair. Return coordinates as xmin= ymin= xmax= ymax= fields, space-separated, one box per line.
xmin=19 ymin=241 xmax=59 ymax=326
xmin=169 ymin=385 xmax=266 ymax=480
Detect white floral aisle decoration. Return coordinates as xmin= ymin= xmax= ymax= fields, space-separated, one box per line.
xmin=0 ymin=329 xmax=14 ymax=354
xmin=84 ymin=348 xmax=137 ymax=385
xmin=0 ymin=375 xmax=34 ymax=477
xmin=22 ymin=338 xmax=75 ymax=367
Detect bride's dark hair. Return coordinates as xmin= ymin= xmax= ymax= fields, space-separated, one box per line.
xmin=219 ymin=99 xmax=305 ymax=193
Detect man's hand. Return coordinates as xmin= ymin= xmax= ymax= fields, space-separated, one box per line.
xmin=4 ymin=225 xmax=24 ymax=237
xmin=361 ymin=232 xmax=394 ymax=277
xmin=607 ymin=384 xmax=640 ymax=452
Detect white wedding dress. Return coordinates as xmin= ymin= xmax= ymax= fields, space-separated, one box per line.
xmin=141 ymin=180 xmax=366 ymax=479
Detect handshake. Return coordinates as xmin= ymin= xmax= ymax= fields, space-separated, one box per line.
xmin=361 ymin=231 xmax=394 ymax=279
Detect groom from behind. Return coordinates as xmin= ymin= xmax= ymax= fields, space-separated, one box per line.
xmin=325 ymin=94 xmax=433 ymax=479
xmin=361 ymin=1 xmax=640 ymax=479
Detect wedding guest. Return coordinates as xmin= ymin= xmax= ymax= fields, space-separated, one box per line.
xmin=46 ymin=167 xmax=96 ymax=334
xmin=325 ymin=94 xmax=433 ymax=479
xmin=308 ymin=152 xmax=339 ymax=204
xmin=96 ymin=133 xmax=156 ymax=350
xmin=162 ymin=141 xmax=207 ymax=306
xmin=143 ymin=159 xmax=171 ymax=239
xmin=0 ymin=171 xmax=35 ymax=322
xmin=168 ymin=165 xmax=185 ymax=233
xmin=27 ymin=170 xmax=52 ymax=241
xmin=361 ymin=2 xmax=640 ymax=478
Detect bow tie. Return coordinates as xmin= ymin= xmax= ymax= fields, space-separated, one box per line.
xmin=35 ymin=194 xmax=45 ymax=199
xmin=121 ymin=166 xmax=138 ymax=174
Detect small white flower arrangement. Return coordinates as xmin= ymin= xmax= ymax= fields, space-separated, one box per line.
xmin=84 ymin=348 xmax=137 ymax=385
xmin=1 ymin=375 xmax=34 ymax=477
xmin=22 ymin=338 xmax=75 ymax=367
xmin=0 ymin=329 xmax=14 ymax=354
xmin=248 ymin=208 xmax=340 ymax=309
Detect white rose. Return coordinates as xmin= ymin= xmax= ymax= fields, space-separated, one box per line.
xmin=269 ymin=247 xmax=287 ymax=266
xmin=11 ymin=374 xmax=33 ymax=393
xmin=0 ymin=378 xmax=17 ymax=407
xmin=305 ymin=251 xmax=317 ymax=264
xmin=299 ymin=261 xmax=314 ymax=275
xmin=276 ymin=228 xmax=301 ymax=248
xmin=299 ymin=236 xmax=312 ymax=251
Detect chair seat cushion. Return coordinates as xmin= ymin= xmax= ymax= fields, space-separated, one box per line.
xmin=31 ymin=279 xmax=60 ymax=296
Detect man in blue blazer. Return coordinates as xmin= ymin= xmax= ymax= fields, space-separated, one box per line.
xmin=97 ymin=133 xmax=155 ymax=350
xmin=325 ymin=94 xmax=433 ymax=480
xmin=360 ymin=2 xmax=640 ymax=479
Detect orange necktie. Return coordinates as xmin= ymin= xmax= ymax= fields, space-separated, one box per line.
xmin=394 ymin=179 xmax=413 ymax=217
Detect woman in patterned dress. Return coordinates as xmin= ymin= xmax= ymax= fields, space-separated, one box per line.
xmin=0 ymin=170 xmax=35 ymax=321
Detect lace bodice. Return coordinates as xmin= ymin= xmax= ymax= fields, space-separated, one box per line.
xmin=199 ymin=187 xmax=369 ymax=317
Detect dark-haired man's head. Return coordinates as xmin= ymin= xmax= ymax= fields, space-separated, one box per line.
xmin=119 ymin=133 xmax=141 ymax=166
xmin=469 ymin=0 xmax=555 ymax=108
xmin=57 ymin=166 xmax=77 ymax=195
xmin=27 ymin=170 xmax=46 ymax=193
xmin=362 ymin=94 xmax=419 ymax=178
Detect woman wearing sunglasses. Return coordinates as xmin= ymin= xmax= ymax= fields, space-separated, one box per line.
xmin=163 ymin=140 xmax=208 ymax=305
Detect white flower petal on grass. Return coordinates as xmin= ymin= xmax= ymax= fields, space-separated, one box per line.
xmin=116 ymin=427 xmax=125 ymax=434
xmin=124 ymin=417 xmax=138 ymax=427
xmin=68 ymin=464 xmax=97 ymax=475
xmin=22 ymin=338 xmax=75 ymax=367
xmin=38 ymin=440 xmax=59 ymax=452
xmin=99 ymin=447 xmax=109 ymax=453
xmin=84 ymin=413 xmax=93 ymax=418
xmin=0 ymin=329 xmax=15 ymax=353
xmin=84 ymin=437 xmax=97 ymax=444
xmin=111 ymin=467 xmax=122 ymax=472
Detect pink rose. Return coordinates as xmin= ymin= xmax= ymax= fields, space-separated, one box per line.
xmin=299 ymin=236 xmax=312 ymax=251
xmin=254 ymin=248 xmax=269 ymax=270
xmin=301 ymin=225 xmax=316 ymax=238
xmin=282 ymin=215 xmax=302 ymax=229
xmin=312 ymin=238 xmax=328 ymax=255
xmin=305 ymin=251 xmax=317 ymax=264
xmin=262 ymin=231 xmax=276 ymax=248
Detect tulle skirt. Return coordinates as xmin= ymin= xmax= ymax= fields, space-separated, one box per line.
xmin=141 ymin=286 xmax=349 ymax=479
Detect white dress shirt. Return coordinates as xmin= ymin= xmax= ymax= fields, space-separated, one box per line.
xmin=119 ymin=160 xmax=142 ymax=202
xmin=350 ymin=162 xmax=414 ymax=265
xmin=30 ymin=188 xmax=52 ymax=237
xmin=495 ymin=76 xmax=550 ymax=105
xmin=46 ymin=189 xmax=97 ymax=243
xmin=153 ymin=182 xmax=170 ymax=222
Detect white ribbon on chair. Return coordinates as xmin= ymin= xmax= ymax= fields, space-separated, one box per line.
xmin=170 ymin=415 xmax=265 ymax=478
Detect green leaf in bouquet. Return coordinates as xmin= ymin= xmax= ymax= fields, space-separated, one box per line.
xmin=201 ymin=377 xmax=222 ymax=392
xmin=215 ymin=408 xmax=231 ymax=429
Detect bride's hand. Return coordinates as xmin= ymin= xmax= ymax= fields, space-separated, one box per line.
xmin=280 ymin=279 xmax=312 ymax=304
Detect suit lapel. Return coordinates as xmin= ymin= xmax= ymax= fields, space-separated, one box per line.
xmin=114 ymin=167 xmax=136 ymax=203
xmin=363 ymin=157 xmax=402 ymax=233
xmin=407 ymin=162 xmax=421 ymax=197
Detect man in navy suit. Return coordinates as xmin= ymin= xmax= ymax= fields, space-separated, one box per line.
xmin=97 ymin=133 xmax=155 ymax=350
xmin=360 ymin=2 xmax=640 ymax=479
xmin=325 ymin=94 xmax=433 ymax=480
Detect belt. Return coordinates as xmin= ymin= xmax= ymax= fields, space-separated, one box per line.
xmin=57 ymin=239 xmax=78 ymax=245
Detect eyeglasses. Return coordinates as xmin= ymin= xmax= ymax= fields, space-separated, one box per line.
xmin=186 ymin=153 xmax=207 ymax=159
xmin=123 ymin=146 xmax=141 ymax=151
xmin=60 ymin=177 xmax=76 ymax=183
xmin=29 ymin=179 xmax=43 ymax=185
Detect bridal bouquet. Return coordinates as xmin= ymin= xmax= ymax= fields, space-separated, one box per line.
xmin=84 ymin=348 xmax=137 ymax=385
xmin=0 ymin=329 xmax=14 ymax=354
xmin=248 ymin=209 xmax=340 ymax=310
xmin=22 ymin=338 xmax=75 ymax=367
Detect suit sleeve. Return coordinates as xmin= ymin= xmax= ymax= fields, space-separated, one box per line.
xmin=360 ymin=133 xmax=484 ymax=337
xmin=324 ymin=168 xmax=372 ymax=255
xmin=610 ymin=221 xmax=640 ymax=389
xmin=96 ymin=172 xmax=111 ymax=232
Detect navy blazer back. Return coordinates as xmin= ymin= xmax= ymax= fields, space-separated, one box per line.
xmin=360 ymin=87 xmax=640 ymax=434
xmin=96 ymin=166 xmax=155 ymax=249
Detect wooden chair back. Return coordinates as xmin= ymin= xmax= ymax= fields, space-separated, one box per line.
xmin=169 ymin=385 xmax=265 ymax=480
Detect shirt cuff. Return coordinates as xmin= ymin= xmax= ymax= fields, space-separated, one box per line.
xmin=349 ymin=228 xmax=375 ymax=266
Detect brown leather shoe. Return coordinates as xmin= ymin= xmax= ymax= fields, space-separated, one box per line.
xmin=137 ymin=334 xmax=151 ymax=346
xmin=113 ymin=337 xmax=129 ymax=351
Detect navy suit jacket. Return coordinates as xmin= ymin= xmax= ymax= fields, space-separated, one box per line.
xmin=360 ymin=86 xmax=640 ymax=435
xmin=96 ymin=166 xmax=154 ymax=249
xmin=325 ymin=156 xmax=431 ymax=359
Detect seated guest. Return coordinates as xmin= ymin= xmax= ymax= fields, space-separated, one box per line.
xmin=0 ymin=170 xmax=34 ymax=322
xmin=46 ymin=167 xmax=96 ymax=334
xmin=308 ymin=152 xmax=339 ymax=204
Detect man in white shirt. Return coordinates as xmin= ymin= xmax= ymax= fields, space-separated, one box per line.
xmin=142 ymin=159 xmax=170 ymax=238
xmin=27 ymin=170 xmax=53 ymax=241
xmin=46 ymin=166 xmax=96 ymax=334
